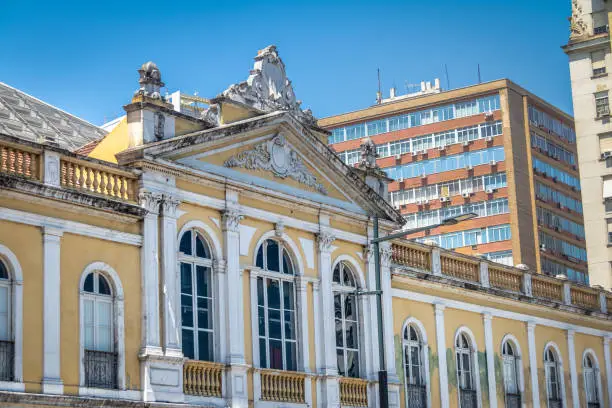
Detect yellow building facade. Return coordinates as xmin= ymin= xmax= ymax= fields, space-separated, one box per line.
xmin=0 ymin=46 xmax=610 ymax=408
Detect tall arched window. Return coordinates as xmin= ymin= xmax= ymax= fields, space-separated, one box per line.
xmin=82 ymin=270 xmax=116 ymax=389
xmin=0 ymin=260 xmax=12 ymax=382
xmin=583 ymin=352 xmax=601 ymax=408
xmin=403 ymin=324 xmax=427 ymax=408
xmin=501 ymin=340 xmax=521 ymax=408
xmin=544 ymin=347 xmax=562 ymax=408
xmin=179 ymin=229 xmax=214 ymax=361
xmin=333 ymin=261 xmax=360 ymax=378
xmin=456 ymin=332 xmax=477 ymax=408
xmin=256 ymin=239 xmax=297 ymax=371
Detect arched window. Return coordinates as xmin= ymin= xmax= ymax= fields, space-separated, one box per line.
xmin=403 ymin=324 xmax=427 ymax=408
xmin=501 ymin=340 xmax=521 ymax=407
xmin=179 ymin=229 xmax=214 ymax=361
xmin=456 ymin=332 xmax=477 ymax=408
xmin=82 ymin=271 xmax=116 ymax=389
xmin=583 ymin=352 xmax=601 ymax=408
xmin=333 ymin=261 xmax=359 ymax=378
xmin=544 ymin=347 xmax=562 ymax=408
xmin=256 ymin=239 xmax=297 ymax=371
xmin=0 ymin=260 xmax=12 ymax=382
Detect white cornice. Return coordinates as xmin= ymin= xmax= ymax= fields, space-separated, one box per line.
xmin=0 ymin=207 xmax=142 ymax=246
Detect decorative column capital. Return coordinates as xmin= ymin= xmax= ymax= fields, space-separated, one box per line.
xmin=362 ymin=244 xmax=373 ymax=263
xmin=434 ymin=303 xmax=446 ymax=314
xmin=527 ymin=321 xmax=537 ymax=332
xmin=42 ymin=225 xmax=64 ymax=239
xmin=275 ymin=220 xmax=285 ymax=238
xmin=160 ymin=195 xmax=181 ymax=218
xmin=222 ymin=209 xmax=243 ymax=232
xmin=380 ymin=244 xmax=393 ymax=268
xmin=139 ymin=191 xmax=163 ymax=214
xmin=316 ymin=231 xmax=336 ymax=253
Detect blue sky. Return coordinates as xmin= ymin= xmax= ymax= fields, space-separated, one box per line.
xmin=1 ymin=0 xmax=573 ymax=126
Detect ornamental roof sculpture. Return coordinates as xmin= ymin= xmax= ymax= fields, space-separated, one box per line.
xmin=569 ymin=0 xmax=588 ymax=39
xmin=358 ymin=137 xmax=378 ymax=170
xmin=213 ymin=45 xmax=317 ymax=127
xmin=134 ymin=61 xmax=165 ymax=100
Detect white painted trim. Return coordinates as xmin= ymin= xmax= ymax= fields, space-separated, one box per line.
xmin=434 ymin=304 xmax=449 ymax=408
xmin=581 ymin=349 xmax=604 ymax=408
xmin=331 ymin=255 xmax=366 ymax=290
xmin=390 ymin=288 xmax=612 ymax=338
xmin=566 ymin=331 xmax=578 ymax=408
xmin=453 ymin=326 xmax=483 ymax=408
xmin=603 ymin=337 xmax=612 ymax=408
xmin=401 ymin=317 xmax=431 ymax=408
xmin=483 ymin=313 xmax=497 ymax=408
xmin=177 ymin=220 xmax=223 ymax=262
xmin=0 ymin=244 xmax=23 ymax=383
xmin=544 ymin=342 xmax=567 ymax=408
xmin=0 ymin=207 xmax=142 ymax=246
xmin=0 ymin=381 xmax=25 ymax=392
xmin=527 ymin=323 xmax=540 ymax=408
xmin=500 ymin=334 xmax=526 ymax=407
xmin=78 ymin=262 xmax=126 ymax=390
xmin=252 ymin=231 xmax=305 ymax=276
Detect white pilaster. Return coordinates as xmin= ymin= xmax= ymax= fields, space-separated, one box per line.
xmin=567 ymin=330 xmax=579 ymax=408
xmin=380 ymin=243 xmax=398 ymax=382
xmin=527 ymin=322 xmax=540 ymax=408
xmin=483 ymin=313 xmax=497 ymax=408
xmin=42 ymin=226 xmax=63 ymax=394
xmin=435 ymin=303 xmax=449 ymax=408
xmin=160 ymin=195 xmax=181 ymax=356
xmin=604 ymin=336 xmax=612 ymax=408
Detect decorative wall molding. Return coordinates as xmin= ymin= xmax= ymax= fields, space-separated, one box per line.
xmin=139 ymin=191 xmax=163 ymax=215
xmin=224 ymin=134 xmax=328 ymax=195
xmin=222 ymin=209 xmax=243 ymax=233
xmin=316 ymin=231 xmax=336 ymax=253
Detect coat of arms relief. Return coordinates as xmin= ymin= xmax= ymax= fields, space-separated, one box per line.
xmin=224 ymin=134 xmax=328 ymax=195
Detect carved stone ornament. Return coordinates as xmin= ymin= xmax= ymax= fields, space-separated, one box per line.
xmin=224 ymin=134 xmax=328 ymax=195
xmin=222 ymin=209 xmax=243 ymax=232
xmin=358 ymin=137 xmax=378 ymax=170
xmin=275 ymin=220 xmax=285 ymax=238
xmin=43 ymin=152 xmax=60 ymax=187
xmin=220 ymin=45 xmax=317 ymax=127
xmin=380 ymin=245 xmax=393 ymax=268
xmin=134 ymin=61 xmax=165 ymax=99
xmin=317 ymin=231 xmax=336 ymax=253
xmin=139 ymin=191 xmax=163 ymax=214
xmin=154 ymin=113 xmax=165 ymax=140
xmin=569 ymin=0 xmax=588 ymax=39
xmin=161 ymin=195 xmax=181 ymax=217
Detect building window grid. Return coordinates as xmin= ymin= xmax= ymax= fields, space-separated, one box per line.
xmin=531 ymin=133 xmax=576 ymax=166
xmin=484 ymin=250 xmax=513 ymax=266
xmin=583 ymin=354 xmax=601 ymax=407
xmin=404 ymin=198 xmax=509 ymax=230
xmin=403 ymin=325 xmax=427 ymax=408
xmin=528 ymin=105 xmax=576 ymax=144
xmin=544 ymin=348 xmax=563 ymax=408
xmin=540 ymin=257 xmax=588 ymax=284
xmin=328 ymin=95 xmax=500 ymax=144
xmin=535 ymin=182 xmax=583 ymax=214
xmin=533 ymin=158 xmax=581 ymax=191
xmin=333 ymin=262 xmax=360 ymax=378
xmin=595 ymin=91 xmax=610 ymax=118
xmin=539 ymin=231 xmax=587 ymax=262
xmin=536 ymin=207 xmax=585 ymax=238
xmin=456 ymin=333 xmax=477 ymax=408
xmin=416 ymin=224 xmax=511 ymax=250
xmin=502 ymin=341 xmax=521 ymax=408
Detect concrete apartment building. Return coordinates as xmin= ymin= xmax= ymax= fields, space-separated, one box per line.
xmin=320 ymin=80 xmax=589 ymax=283
xmin=564 ymin=0 xmax=612 ymax=290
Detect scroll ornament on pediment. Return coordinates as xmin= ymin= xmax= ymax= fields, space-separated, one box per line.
xmin=223 ymin=134 xmax=328 ymax=195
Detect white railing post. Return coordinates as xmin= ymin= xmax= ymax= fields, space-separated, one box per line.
xmin=522 ymin=273 xmax=533 ymax=297
xmin=479 ymin=261 xmax=490 ymax=288
xmin=431 ymin=248 xmax=441 ymax=276
xmin=563 ymin=282 xmax=572 ymax=306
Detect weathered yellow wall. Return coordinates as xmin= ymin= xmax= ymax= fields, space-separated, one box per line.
xmin=0 ymin=220 xmax=44 ymax=393
xmin=88 ymin=117 xmax=128 ymax=164
xmin=59 ymin=233 xmax=141 ymax=394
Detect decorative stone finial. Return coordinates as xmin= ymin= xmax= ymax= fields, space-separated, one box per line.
xmin=515 ymin=264 xmax=530 ymax=271
xmin=134 ymin=61 xmax=165 ymax=99
xmin=219 ymin=45 xmax=317 ymax=126
xmin=569 ymin=0 xmax=588 ymax=39
xmin=358 ymin=137 xmax=378 ymax=170
xmin=423 ymin=239 xmax=439 ymax=247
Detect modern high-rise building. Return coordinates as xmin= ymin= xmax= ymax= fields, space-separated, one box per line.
xmin=564 ymin=0 xmax=612 ymax=290
xmin=320 ymin=80 xmax=589 ymax=283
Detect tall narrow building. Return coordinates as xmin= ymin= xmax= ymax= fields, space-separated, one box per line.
xmin=564 ymin=0 xmax=612 ymax=289
xmin=320 ymin=80 xmax=589 ymax=283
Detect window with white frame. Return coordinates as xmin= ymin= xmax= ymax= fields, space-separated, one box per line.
xmin=591 ymin=50 xmax=607 ymax=77
xmin=256 ymin=239 xmax=298 ymax=371
xmin=333 ymin=261 xmax=360 ymax=378
xmin=0 ymin=260 xmax=12 ymax=382
xmin=456 ymin=332 xmax=478 ymax=408
xmin=502 ymin=340 xmax=521 ymax=408
xmin=583 ymin=353 xmax=601 ymax=408
xmin=179 ymin=229 xmax=214 ymax=361
xmin=595 ymin=91 xmax=610 ymax=118
xmin=82 ymin=271 xmax=117 ymax=389
xmin=544 ymin=347 xmax=563 ymax=408
xmin=403 ymin=324 xmax=427 ymax=408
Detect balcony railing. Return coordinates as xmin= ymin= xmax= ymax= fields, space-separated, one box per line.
xmin=0 ymin=142 xmax=40 ymax=180
xmin=570 ymin=286 xmax=600 ymax=310
xmin=459 ymin=388 xmax=478 ymax=408
xmin=84 ymin=350 xmax=117 ymax=389
xmin=440 ymin=254 xmax=479 ymax=283
xmin=0 ymin=341 xmax=14 ymax=382
xmin=260 ymin=369 xmax=306 ymax=403
xmin=183 ymin=360 xmax=224 ymax=398
xmin=392 ymin=241 xmax=431 ymax=271
xmin=339 ymin=377 xmax=368 ymax=407
xmin=405 ymin=384 xmax=427 ymax=408
xmin=489 ymin=266 xmax=522 ymax=292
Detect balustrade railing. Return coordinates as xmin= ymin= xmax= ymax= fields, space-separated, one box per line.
xmin=260 ymin=369 xmax=306 ymax=403
xmin=531 ymin=276 xmax=564 ymax=302
xmin=84 ymin=350 xmax=117 ymax=389
xmin=339 ymin=377 xmax=368 ymax=407
xmin=488 ymin=266 xmax=522 ymax=292
xmin=0 ymin=142 xmax=40 ymax=180
xmin=60 ymin=157 xmax=137 ymax=202
xmin=570 ymin=286 xmax=600 ymax=310
xmin=405 ymin=384 xmax=427 ymax=408
xmin=183 ymin=360 xmax=224 ymax=398
xmin=440 ymin=255 xmax=479 ymax=283
xmin=392 ymin=242 xmax=431 ymax=271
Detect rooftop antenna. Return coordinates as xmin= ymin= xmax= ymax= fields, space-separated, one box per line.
xmin=444 ymin=64 xmax=450 ymax=90
xmin=376 ymin=68 xmax=382 ymax=104
xmin=477 ymin=64 xmax=482 ymax=84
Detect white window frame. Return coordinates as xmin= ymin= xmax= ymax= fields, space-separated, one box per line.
xmin=582 ymin=349 xmax=603 ymax=407
xmin=78 ymin=262 xmax=125 ymax=392
xmin=543 ymin=342 xmax=567 ymax=408
xmin=500 ymin=334 xmax=525 ymax=408
xmin=0 ymin=244 xmax=23 ymax=390
xmin=332 ymin=261 xmax=361 ymax=378
xmin=402 ymin=318 xmax=431 ymax=408
xmin=454 ymin=327 xmax=482 ymax=408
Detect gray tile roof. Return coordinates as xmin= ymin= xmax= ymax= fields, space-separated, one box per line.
xmin=0 ymin=82 xmax=106 ymax=151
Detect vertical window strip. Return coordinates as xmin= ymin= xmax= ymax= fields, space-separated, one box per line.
xmin=533 ymin=158 xmax=581 ymax=190
xmin=415 ymin=224 xmax=511 ymax=249
xmin=528 ymin=105 xmax=576 ymax=144
xmin=403 ymin=198 xmax=509 ymax=230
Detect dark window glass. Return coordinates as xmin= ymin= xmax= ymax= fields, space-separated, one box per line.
xmin=195 ymin=234 xmax=209 ymax=258
xmin=266 ymin=241 xmax=280 ymax=272
xmin=259 ymin=338 xmax=267 ymax=367
xmin=197 ymin=297 xmax=212 ymax=330
xmin=267 ymin=280 xmax=281 ymax=309
xmin=269 ymin=339 xmax=283 ymax=369
xmin=181 ymin=294 xmax=193 ymax=326
xmin=196 ymin=266 xmax=210 ymax=297
xmin=257 ymin=277 xmax=264 ymax=306
xmin=285 ymin=341 xmax=297 ymax=371
xmin=198 ymin=331 xmax=213 ymax=361
xmin=180 ymin=232 xmax=192 ymax=255
xmin=268 ymin=309 xmax=282 ymax=339
xmin=84 ymin=273 xmax=94 ymax=293
xmin=256 ymin=246 xmax=264 ymax=268
xmin=98 ymin=275 xmax=111 ymax=295
xmin=282 ymin=250 xmax=292 ymax=275
xmin=180 ymin=263 xmax=192 ymax=294
xmin=283 ymin=281 xmax=294 ymax=310
xmin=0 ymin=262 xmax=8 ymax=280
xmin=284 ymin=311 xmax=295 ymax=340
xmin=182 ymin=329 xmax=194 ymax=359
